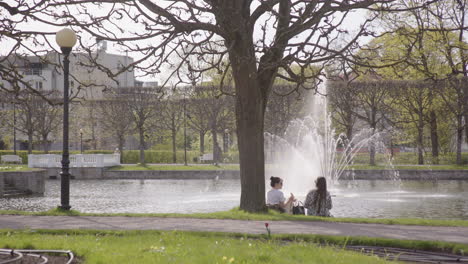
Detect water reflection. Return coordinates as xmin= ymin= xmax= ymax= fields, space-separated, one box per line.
xmin=0 ymin=179 xmax=467 ymax=220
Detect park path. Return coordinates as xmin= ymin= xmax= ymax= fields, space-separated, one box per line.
xmin=0 ymin=215 xmax=467 ymax=244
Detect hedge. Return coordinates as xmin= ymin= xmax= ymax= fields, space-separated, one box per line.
xmin=0 ymin=150 xmax=240 ymax=164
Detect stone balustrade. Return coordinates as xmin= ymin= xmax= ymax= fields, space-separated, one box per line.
xmin=28 ymin=154 xmax=120 ymax=168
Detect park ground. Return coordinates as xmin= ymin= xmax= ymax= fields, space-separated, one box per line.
xmin=1 ymin=209 xmax=468 ymax=263
xmin=3 ymin=163 xmax=468 ymax=172
xmin=1 ymin=158 xmax=468 ymax=262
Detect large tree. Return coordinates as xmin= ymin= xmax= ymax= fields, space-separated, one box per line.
xmin=1 ymin=0 xmax=435 ymax=211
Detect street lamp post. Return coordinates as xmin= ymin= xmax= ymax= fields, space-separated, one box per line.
xmin=183 ymin=95 xmax=188 ymax=166
xmin=224 ymin=129 xmax=230 ymax=153
xmin=56 ymin=28 xmax=77 ymax=211
xmin=79 ymin=128 xmax=83 ymax=154
xmin=13 ymin=103 xmax=16 ymax=155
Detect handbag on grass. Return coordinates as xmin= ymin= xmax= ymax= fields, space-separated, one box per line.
xmin=292 ymin=201 xmax=305 ymax=215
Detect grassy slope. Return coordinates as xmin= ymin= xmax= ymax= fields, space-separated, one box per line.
xmin=349 ymin=164 xmax=468 ymax=170
xmin=3 ymin=229 xmax=468 ymax=264
xmin=1 ymin=208 xmax=467 ymax=227
xmin=0 ymin=164 xmax=38 ymax=172
xmin=109 ymin=164 xmax=240 ymax=171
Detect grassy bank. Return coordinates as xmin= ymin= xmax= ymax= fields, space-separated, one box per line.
xmin=1 ymin=208 xmax=467 ymax=227
xmin=348 ymin=164 xmax=468 ymax=170
xmin=1 ymin=229 xmax=467 ymax=264
xmin=0 ymin=164 xmax=37 ymax=172
xmin=110 ymin=164 xmax=468 ymax=171
xmin=109 ymin=164 xmax=239 ymax=171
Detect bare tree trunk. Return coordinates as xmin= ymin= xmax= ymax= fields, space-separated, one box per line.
xmin=236 ymin=93 xmax=267 ymax=212
xmin=457 ymin=115 xmax=463 ymax=165
xmin=171 ymin=128 xmax=177 ymax=163
xmin=430 ymin=111 xmax=439 ymax=164
xmin=199 ymin=131 xmax=205 ymax=153
xmin=369 ymin=126 xmax=376 ymax=166
xmin=223 ymin=131 xmax=228 ymax=153
xmin=389 ymin=138 xmax=394 ymax=160
xmin=91 ymin=124 xmax=97 ymax=150
xmin=118 ymin=135 xmax=124 ymax=164
xmin=43 ymin=135 xmax=49 ymax=154
xmin=369 ymin=116 xmax=376 ymax=166
xmin=212 ymin=129 xmax=221 ymax=163
xmin=417 ymin=126 xmax=424 ymax=165
xmin=28 ymin=131 xmax=33 ymax=154
xmin=345 ymin=124 xmax=353 ymax=163
xmin=138 ymin=127 xmax=145 ymax=164
xmin=231 ymin=54 xmax=268 ymax=212
xmin=369 ymin=142 xmax=376 ymax=166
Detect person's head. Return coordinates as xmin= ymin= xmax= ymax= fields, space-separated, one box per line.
xmin=315 ymin=176 xmax=327 ymax=192
xmin=270 ymin=176 xmax=283 ymax=189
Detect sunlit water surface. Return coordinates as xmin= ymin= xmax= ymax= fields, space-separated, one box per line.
xmin=1 ymin=179 xmax=467 ymax=220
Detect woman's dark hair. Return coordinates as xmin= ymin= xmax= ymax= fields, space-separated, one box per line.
xmin=314 ymin=177 xmax=327 ymax=214
xmin=270 ymin=176 xmax=282 ymax=187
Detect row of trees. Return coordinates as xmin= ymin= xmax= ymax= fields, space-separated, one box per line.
xmin=328 ymin=0 xmax=468 ymax=165
xmin=0 ymin=84 xmax=308 ymax=164
xmin=328 ymin=78 xmax=468 ymax=165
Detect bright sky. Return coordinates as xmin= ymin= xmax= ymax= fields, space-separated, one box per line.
xmin=1 ymin=2 xmax=371 ymax=84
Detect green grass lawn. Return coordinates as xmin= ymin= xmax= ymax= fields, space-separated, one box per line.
xmin=110 ymin=164 xmax=468 ymax=171
xmin=109 ymin=164 xmax=240 ymax=171
xmin=2 ymin=208 xmax=468 ymax=227
xmin=0 ymin=164 xmax=38 ymax=172
xmin=349 ymin=164 xmax=468 ymax=170
xmin=4 ymin=229 xmax=462 ymax=264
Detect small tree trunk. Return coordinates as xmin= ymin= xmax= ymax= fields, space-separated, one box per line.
xmin=429 ymin=111 xmax=439 ymax=164
xmin=369 ymin=142 xmax=376 ymax=166
xmin=138 ymin=127 xmax=145 ymax=164
xmin=369 ymin=121 xmax=376 ymax=166
xmin=118 ymin=135 xmax=124 ymax=164
xmin=43 ymin=135 xmax=49 ymax=154
xmin=91 ymin=124 xmax=97 ymax=150
xmin=456 ymin=116 xmax=463 ymax=165
xmin=345 ymin=124 xmax=353 ymax=163
xmin=212 ymin=129 xmax=221 ymax=163
xmin=223 ymin=131 xmax=228 ymax=153
xmin=417 ymin=128 xmax=424 ymax=165
xmin=172 ymin=128 xmax=177 ymax=163
xmin=465 ymin=112 xmax=468 ymax=144
xmin=199 ymin=131 xmax=205 ymax=153
xmin=28 ymin=131 xmax=33 ymax=154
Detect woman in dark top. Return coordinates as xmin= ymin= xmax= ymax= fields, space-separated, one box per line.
xmin=304 ymin=176 xmax=332 ymax=217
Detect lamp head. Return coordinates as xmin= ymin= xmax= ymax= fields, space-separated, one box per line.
xmin=56 ymin=28 xmax=77 ymax=54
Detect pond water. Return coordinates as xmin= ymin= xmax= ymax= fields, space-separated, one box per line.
xmin=1 ymin=179 xmax=468 ymax=220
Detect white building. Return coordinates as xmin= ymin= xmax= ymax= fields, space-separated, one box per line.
xmin=0 ymin=41 xmax=135 ymax=100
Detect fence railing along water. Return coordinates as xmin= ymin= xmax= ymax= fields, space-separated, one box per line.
xmin=28 ymin=154 xmax=120 ymax=168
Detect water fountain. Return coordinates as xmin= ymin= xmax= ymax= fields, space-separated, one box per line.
xmin=264 ymin=90 xmax=398 ymax=195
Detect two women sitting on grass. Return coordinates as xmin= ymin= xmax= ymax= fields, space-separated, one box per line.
xmin=266 ymin=176 xmax=332 ymax=217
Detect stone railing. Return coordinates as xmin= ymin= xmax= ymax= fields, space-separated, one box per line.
xmin=28 ymin=154 xmax=120 ymax=168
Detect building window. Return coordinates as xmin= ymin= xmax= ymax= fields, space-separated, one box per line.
xmin=24 ymin=63 xmax=43 ymax=76
xmin=35 ymin=81 xmax=43 ymax=90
